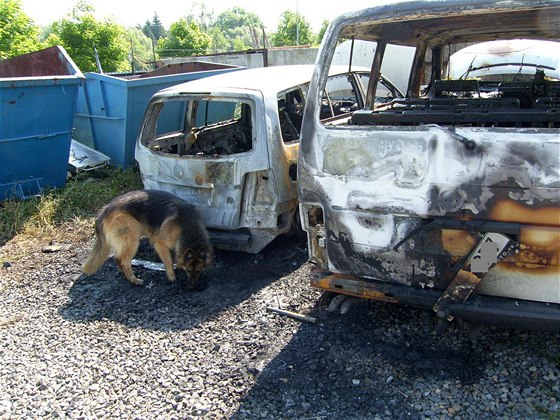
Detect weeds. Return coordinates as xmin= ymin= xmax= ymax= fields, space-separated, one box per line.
xmin=0 ymin=166 xmax=143 ymax=245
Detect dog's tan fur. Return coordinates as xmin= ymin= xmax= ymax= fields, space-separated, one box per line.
xmin=82 ymin=190 xmax=213 ymax=287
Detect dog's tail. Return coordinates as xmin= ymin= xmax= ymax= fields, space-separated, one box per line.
xmin=82 ymin=223 xmax=110 ymax=275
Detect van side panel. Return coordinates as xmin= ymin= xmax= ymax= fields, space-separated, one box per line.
xmin=301 ymin=125 xmax=559 ymax=302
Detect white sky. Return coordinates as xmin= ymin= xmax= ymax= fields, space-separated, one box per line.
xmin=20 ymin=0 xmax=390 ymax=32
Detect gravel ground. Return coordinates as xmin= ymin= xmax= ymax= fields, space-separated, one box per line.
xmin=1 ymin=234 xmax=559 ymax=419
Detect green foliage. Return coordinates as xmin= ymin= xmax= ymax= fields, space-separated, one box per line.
xmin=37 ymin=24 xmax=53 ymax=43
xmin=212 ymin=7 xmax=264 ymax=52
xmin=157 ymin=18 xmax=210 ymax=57
xmin=0 ymin=0 xmax=44 ymax=59
xmin=207 ymin=27 xmax=229 ymax=53
xmin=54 ymin=166 xmax=143 ymax=218
xmin=271 ymin=10 xmax=314 ymax=47
xmin=317 ymin=20 xmax=330 ymax=45
xmin=47 ymin=1 xmax=130 ymax=73
xmin=127 ymin=27 xmax=156 ymax=72
xmin=142 ymin=12 xmax=166 ymax=41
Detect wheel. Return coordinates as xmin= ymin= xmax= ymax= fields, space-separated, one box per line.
xmin=316 ymin=291 xmax=337 ymax=320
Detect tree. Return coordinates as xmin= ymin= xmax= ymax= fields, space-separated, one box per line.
xmin=207 ymin=26 xmax=229 ymax=53
xmin=127 ymin=27 xmax=155 ymax=73
xmin=142 ymin=12 xmax=166 ymax=41
xmin=0 ymin=0 xmax=43 ymax=59
xmin=213 ymin=7 xmax=264 ymax=51
xmin=157 ymin=18 xmax=210 ymax=57
xmin=46 ymin=1 xmax=129 ymax=73
xmin=317 ymin=20 xmax=330 ymax=45
xmin=271 ymin=10 xmax=314 ymax=47
xmin=188 ymin=2 xmax=214 ymax=31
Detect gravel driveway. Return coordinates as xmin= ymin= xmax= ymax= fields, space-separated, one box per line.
xmin=1 ymin=235 xmax=559 ymax=418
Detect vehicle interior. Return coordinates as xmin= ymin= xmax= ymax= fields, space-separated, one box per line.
xmin=141 ymin=99 xmax=254 ymax=156
xmin=331 ymin=6 xmax=560 ymax=129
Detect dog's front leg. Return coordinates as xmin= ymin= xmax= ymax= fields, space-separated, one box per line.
xmin=153 ymin=242 xmax=176 ymax=282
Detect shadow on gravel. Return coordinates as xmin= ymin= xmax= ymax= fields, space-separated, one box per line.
xmin=232 ymin=299 xmax=557 ymax=419
xmin=60 ymin=236 xmax=307 ymax=332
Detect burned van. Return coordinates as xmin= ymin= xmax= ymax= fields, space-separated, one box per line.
xmin=298 ymin=1 xmax=560 ymax=331
xmin=136 ymin=65 xmax=399 ymax=253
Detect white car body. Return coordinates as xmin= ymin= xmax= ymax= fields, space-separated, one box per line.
xmin=136 ymin=65 xmax=400 ymax=253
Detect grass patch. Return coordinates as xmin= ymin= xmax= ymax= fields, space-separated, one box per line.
xmin=0 ymin=166 xmax=143 ymax=246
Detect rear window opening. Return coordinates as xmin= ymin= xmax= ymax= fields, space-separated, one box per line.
xmin=140 ymin=98 xmax=253 ymax=156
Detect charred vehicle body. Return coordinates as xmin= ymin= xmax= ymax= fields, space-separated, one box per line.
xmin=136 ymin=65 xmax=401 ymax=253
xmin=298 ymin=1 xmax=560 ymax=331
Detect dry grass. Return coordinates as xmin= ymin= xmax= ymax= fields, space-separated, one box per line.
xmin=0 ymin=166 xmax=143 ymax=249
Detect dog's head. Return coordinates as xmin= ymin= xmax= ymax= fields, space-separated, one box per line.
xmin=176 ymin=245 xmax=213 ymax=290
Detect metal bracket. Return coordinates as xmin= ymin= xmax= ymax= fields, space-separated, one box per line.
xmin=433 ymin=232 xmax=516 ymax=320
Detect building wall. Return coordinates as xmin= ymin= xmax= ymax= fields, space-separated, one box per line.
xmin=159 ymin=47 xmax=319 ymax=69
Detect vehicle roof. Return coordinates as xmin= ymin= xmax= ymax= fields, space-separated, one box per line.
xmin=156 ymin=64 xmax=367 ymax=96
xmin=448 ymin=39 xmax=560 ymax=80
xmin=336 ymin=0 xmax=559 ymax=46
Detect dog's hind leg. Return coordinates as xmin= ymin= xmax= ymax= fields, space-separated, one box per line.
xmin=107 ymin=214 xmax=143 ymax=286
xmin=114 ymin=238 xmax=142 ymax=285
xmin=115 ymin=254 xmax=142 ymax=286
xmin=153 ymin=241 xmax=176 ymax=282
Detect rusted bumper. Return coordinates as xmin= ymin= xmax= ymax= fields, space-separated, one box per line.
xmin=311 ymin=271 xmax=560 ymax=332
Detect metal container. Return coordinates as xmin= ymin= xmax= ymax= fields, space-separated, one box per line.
xmin=0 ymin=46 xmax=83 ymax=200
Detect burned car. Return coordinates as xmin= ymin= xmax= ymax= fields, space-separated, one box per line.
xmin=298 ymin=1 xmax=560 ymax=331
xmin=136 ymin=65 xmax=401 ymax=253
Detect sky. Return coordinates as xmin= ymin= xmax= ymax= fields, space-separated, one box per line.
xmin=20 ymin=0 xmax=388 ymax=32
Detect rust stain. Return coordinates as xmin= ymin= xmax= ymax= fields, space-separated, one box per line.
xmin=497 ymin=260 xmax=559 ymax=275
xmin=520 ymin=226 xmax=560 ymax=249
xmin=440 ymin=215 xmax=559 ymax=274
xmin=279 ymin=154 xmax=294 ymax=191
xmin=499 ymin=225 xmax=560 ymax=273
xmin=205 ymin=161 xmax=234 ymax=185
xmin=487 ymin=201 xmax=560 ymax=272
xmin=514 ymin=226 xmax=559 ymax=268
xmin=489 ymin=201 xmax=560 ymax=227
xmin=441 ymin=229 xmax=478 ymax=256
xmin=311 ymin=274 xmax=399 ymax=303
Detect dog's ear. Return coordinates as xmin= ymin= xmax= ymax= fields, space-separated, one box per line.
xmin=184 ymin=249 xmax=195 ymax=262
xmin=199 ymin=246 xmax=213 ymax=264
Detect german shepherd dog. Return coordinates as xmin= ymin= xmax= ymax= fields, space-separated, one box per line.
xmin=82 ymin=190 xmax=213 ymax=289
